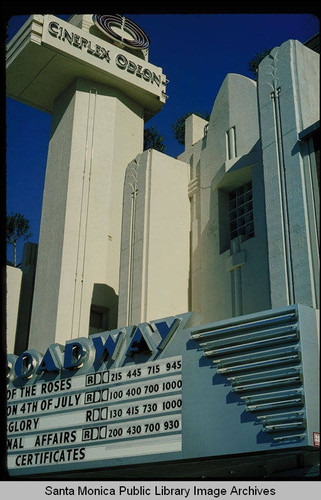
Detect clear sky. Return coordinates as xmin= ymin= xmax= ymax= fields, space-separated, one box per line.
xmin=5 ymin=11 xmax=319 ymax=265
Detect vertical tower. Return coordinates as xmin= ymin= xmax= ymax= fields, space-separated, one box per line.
xmin=118 ymin=149 xmax=190 ymax=327
xmin=258 ymin=40 xmax=320 ymax=309
xmin=6 ymin=14 xmax=167 ymax=352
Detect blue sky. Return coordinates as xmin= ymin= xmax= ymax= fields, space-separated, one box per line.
xmin=5 ymin=12 xmax=319 ymax=264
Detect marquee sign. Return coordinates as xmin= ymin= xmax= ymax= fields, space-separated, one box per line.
xmin=7 ymin=314 xmax=187 ymax=475
xmin=6 ymin=306 xmax=319 ymax=477
xmin=7 ymin=316 xmax=181 ymax=381
xmin=7 ymin=356 xmax=182 ymax=469
xmin=93 ymin=14 xmax=150 ymax=50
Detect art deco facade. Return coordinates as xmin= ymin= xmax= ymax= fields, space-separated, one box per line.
xmin=6 ymin=15 xmax=319 ymax=478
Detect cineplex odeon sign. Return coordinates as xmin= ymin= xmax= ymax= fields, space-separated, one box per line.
xmin=47 ymin=18 xmax=162 ymax=87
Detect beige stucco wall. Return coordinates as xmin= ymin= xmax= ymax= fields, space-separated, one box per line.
xmin=118 ymin=149 xmax=190 ymax=327
xmin=179 ymin=73 xmax=271 ymax=323
xmin=28 ymin=79 xmax=144 ymax=352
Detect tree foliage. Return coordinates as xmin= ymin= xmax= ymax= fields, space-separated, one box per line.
xmin=248 ymin=49 xmax=272 ymax=80
xmin=6 ymin=212 xmax=32 ymax=266
xmin=144 ymin=126 xmax=166 ymax=152
xmin=172 ymin=111 xmax=210 ymax=146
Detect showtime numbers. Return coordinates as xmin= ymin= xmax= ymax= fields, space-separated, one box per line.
xmin=164 ymin=419 xmax=180 ymax=431
xmin=162 ymin=398 xmax=182 ymax=411
xmin=106 ymin=396 xmax=182 ymax=421
xmin=94 ymin=416 xmax=182 ymax=442
xmin=7 ymin=356 xmax=183 ymax=466
xmin=104 ymin=375 xmax=182 ymax=404
xmin=162 ymin=379 xmax=182 ymax=391
xmin=166 ymin=360 xmax=182 ymax=371
xmin=117 ymin=417 xmax=181 ymax=438
xmin=126 ymin=368 xmax=141 ymax=378
xmin=108 ymin=408 xmax=123 ymax=419
xmin=148 ymin=364 xmax=160 ymax=375
xmin=144 ymin=402 xmax=157 ymax=413
xmin=108 ymin=356 xmax=182 ymax=387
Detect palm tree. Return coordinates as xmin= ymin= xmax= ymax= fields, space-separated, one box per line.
xmin=248 ymin=49 xmax=272 ymax=80
xmin=144 ymin=126 xmax=166 ymax=152
xmin=6 ymin=212 xmax=32 ymax=267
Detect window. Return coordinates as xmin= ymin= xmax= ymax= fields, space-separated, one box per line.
xmin=226 ymin=126 xmax=237 ymax=160
xmin=229 ymin=182 xmax=254 ymax=240
xmin=89 ymin=305 xmax=109 ymax=334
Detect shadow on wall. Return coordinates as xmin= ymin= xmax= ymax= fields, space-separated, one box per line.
xmin=190 ymin=140 xmax=271 ymax=324
xmin=14 ymin=242 xmax=38 ymax=355
xmin=89 ymin=283 xmax=118 ymax=334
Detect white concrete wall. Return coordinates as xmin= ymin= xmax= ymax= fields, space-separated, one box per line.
xmin=118 ymin=149 xmax=190 ymax=327
xmin=14 ymin=27 xmax=319 ymax=357
xmin=6 ymin=265 xmax=22 ymax=353
xmin=179 ymin=73 xmax=271 ymax=324
xmin=29 ymin=79 xmax=144 ymax=352
xmin=258 ymin=40 xmax=320 ymax=309
xmin=185 ymin=114 xmax=208 ymax=148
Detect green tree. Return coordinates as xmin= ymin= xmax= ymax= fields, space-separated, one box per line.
xmin=6 ymin=212 xmax=32 ymax=267
xmin=248 ymin=49 xmax=272 ymax=80
xmin=172 ymin=111 xmax=210 ymax=146
xmin=144 ymin=126 xmax=166 ymax=152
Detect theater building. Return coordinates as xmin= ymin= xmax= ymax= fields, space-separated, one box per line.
xmin=5 ymin=14 xmax=320 ymax=479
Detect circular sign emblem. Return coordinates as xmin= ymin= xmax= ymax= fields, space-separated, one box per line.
xmin=93 ymin=14 xmax=150 ymax=50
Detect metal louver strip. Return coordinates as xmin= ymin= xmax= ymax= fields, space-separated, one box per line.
xmin=204 ymin=331 xmax=299 ymax=357
xmin=191 ymin=311 xmax=297 ymax=340
xmin=232 ymin=373 xmax=302 ymax=393
xmin=216 ymin=345 xmax=300 ymax=373
xmin=202 ymin=324 xmax=298 ymax=350
xmin=192 ymin=306 xmax=306 ymax=442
